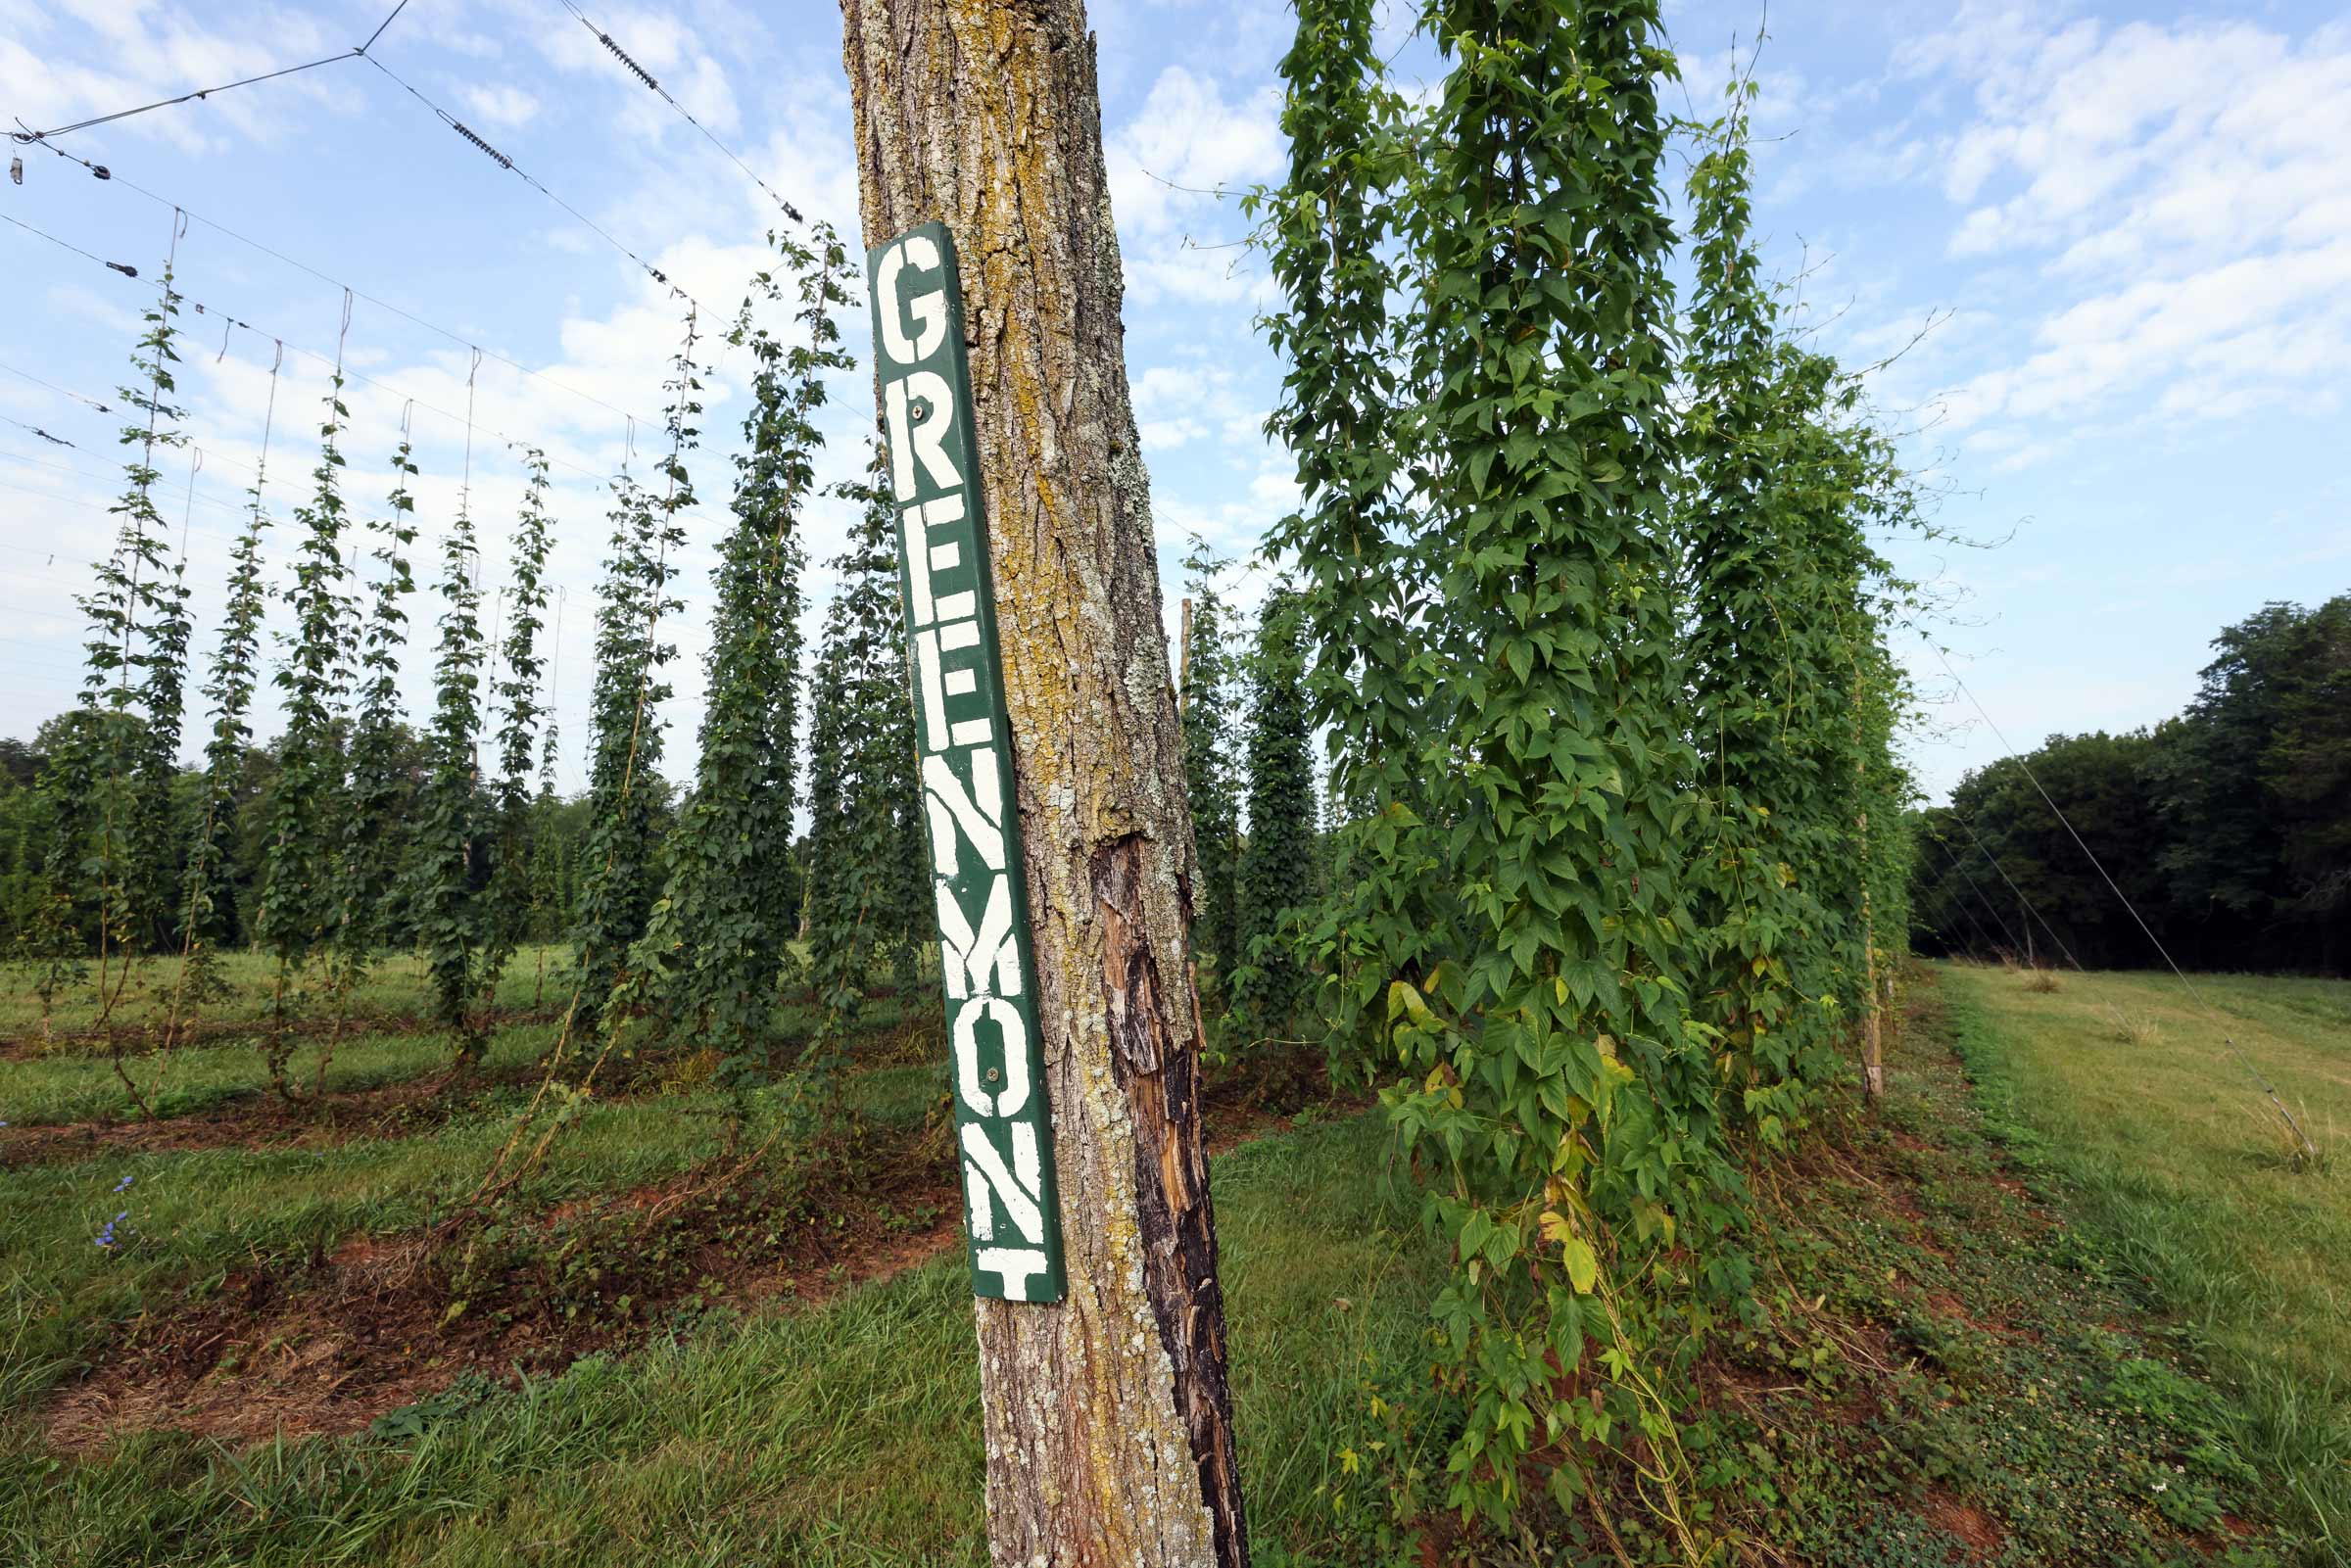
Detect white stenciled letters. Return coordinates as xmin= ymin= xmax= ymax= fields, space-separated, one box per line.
xmin=938 ymin=876 xmax=1021 ymax=999
xmin=953 ymin=996 xmax=1032 ymax=1118
xmin=924 ymin=750 xmax=1005 ymax=877
xmin=874 ymin=233 xmax=947 ymax=367
xmin=885 ymin=369 xmax=963 ymax=501
xmin=975 ymin=1247 xmax=1050 ymax=1303
xmin=961 ymin=1120 xmax=1044 ymax=1244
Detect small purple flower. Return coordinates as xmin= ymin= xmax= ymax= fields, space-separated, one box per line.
xmin=113 ymin=1174 xmax=134 ymax=1194
xmin=95 ymin=1211 xmax=127 ymax=1249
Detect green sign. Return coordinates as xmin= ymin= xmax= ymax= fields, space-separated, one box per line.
xmin=867 ymin=221 xmax=1066 ymax=1305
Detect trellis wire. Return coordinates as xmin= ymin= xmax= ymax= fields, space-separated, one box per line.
xmin=552 ymin=0 xmax=805 ymax=225
xmin=360 ymin=54 xmax=696 ymax=308
xmin=7 ymin=0 xmax=414 ymax=143
xmin=15 ymin=131 xmax=660 ymax=431
xmin=0 ymin=208 xmax=721 ymax=516
xmin=466 ymin=307 xmax=700 ymax=1212
xmin=1933 ymin=645 xmax=2319 ymax=1164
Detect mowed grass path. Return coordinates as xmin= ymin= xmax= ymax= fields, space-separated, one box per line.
xmin=1938 ymin=961 xmax=2351 ymax=1547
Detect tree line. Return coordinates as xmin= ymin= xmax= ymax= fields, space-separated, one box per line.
xmin=1910 ymin=594 xmax=2350 ymax=976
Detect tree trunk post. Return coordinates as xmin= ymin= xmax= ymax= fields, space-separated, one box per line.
xmin=840 ymin=2 xmax=1248 ymax=1563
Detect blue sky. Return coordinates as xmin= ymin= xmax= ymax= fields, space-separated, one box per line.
xmin=2 ymin=0 xmax=2344 ymax=802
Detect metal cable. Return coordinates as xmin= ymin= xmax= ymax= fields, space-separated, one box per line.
xmin=1933 ymin=644 xmax=2319 ymax=1162
xmin=553 ymin=0 xmax=805 ymax=225
xmin=9 ymin=0 xmax=414 ymax=143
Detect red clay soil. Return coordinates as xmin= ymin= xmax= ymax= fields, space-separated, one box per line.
xmin=43 ymin=1125 xmax=967 ymax=1452
xmin=0 ymin=1076 xmax=460 ymax=1165
xmin=41 ymin=1083 xmax=1310 ymax=1452
xmin=1916 ymin=1488 xmax=2006 ymax=1562
xmin=0 ymin=1059 xmax=595 ymax=1168
xmin=0 ymin=1005 xmax=568 ymax=1061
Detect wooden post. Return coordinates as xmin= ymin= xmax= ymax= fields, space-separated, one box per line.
xmin=841 ymin=1 xmax=1248 ymax=1562
xmin=1179 ymin=595 xmax=1194 ymax=714
xmin=1859 ymin=804 xmax=1883 ymax=1104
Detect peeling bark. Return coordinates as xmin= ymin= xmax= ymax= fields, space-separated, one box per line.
xmin=839 ymin=0 xmax=1247 ymax=1561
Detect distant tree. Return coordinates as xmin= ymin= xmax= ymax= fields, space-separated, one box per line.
xmin=2150 ymin=596 xmax=2350 ymax=969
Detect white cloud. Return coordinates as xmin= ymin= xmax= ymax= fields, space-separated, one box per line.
xmin=1892 ymin=9 xmax=2351 ymax=451
xmin=3 ymin=1 xmax=344 ymax=152
xmin=457 ymin=82 xmax=540 ymax=129
xmin=1105 ymin=67 xmax=1281 ymax=305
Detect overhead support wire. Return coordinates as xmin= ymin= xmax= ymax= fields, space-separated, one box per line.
xmin=0 ymin=360 xmax=113 ymax=413
xmin=1927 ymin=832 xmax=2025 ymax=956
xmin=2 ymin=414 xmax=76 ymax=448
xmin=1942 ymin=804 xmax=2087 ymax=972
xmin=360 ymin=54 xmax=696 ymax=307
xmin=1930 ymin=643 xmax=2319 ymax=1164
xmin=8 ymin=0 xmax=416 ymax=144
xmin=0 ymin=210 xmax=716 ymax=511
xmin=553 ymin=0 xmax=804 ymax=225
xmin=13 ymin=133 xmax=659 ymax=432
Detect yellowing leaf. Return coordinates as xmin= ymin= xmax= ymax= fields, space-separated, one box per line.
xmin=1562 ymin=1237 xmax=1599 ymax=1295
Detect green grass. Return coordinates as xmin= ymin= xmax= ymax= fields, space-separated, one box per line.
xmin=1 ymin=944 xmax=934 ymax=1047
xmin=0 ymin=1114 xmax=1447 ymax=1567
xmin=7 ymin=962 xmax=2343 ymax=1563
xmin=1 ymin=948 xmax=934 ymax=1126
xmin=1937 ymin=961 xmax=2351 ymax=1557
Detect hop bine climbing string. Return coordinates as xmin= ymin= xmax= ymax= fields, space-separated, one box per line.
xmin=15 ymin=128 xmax=658 ymax=431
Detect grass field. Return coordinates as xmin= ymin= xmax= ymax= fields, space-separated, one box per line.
xmin=1935 ymin=961 xmax=2351 ymax=1556
xmin=4 ymin=955 xmax=2342 ymax=1562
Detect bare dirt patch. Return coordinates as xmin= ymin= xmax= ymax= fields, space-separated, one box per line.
xmin=1916 ymin=1487 xmax=2005 ymax=1561
xmin=0 ymin=1066 xmax=559 ymax=1167
xmin=0 ymin=1005 xmax=567 ymax=1062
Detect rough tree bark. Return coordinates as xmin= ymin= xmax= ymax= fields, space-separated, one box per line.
xmin=839 ymin=2 xmax=1248 ymax=1564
